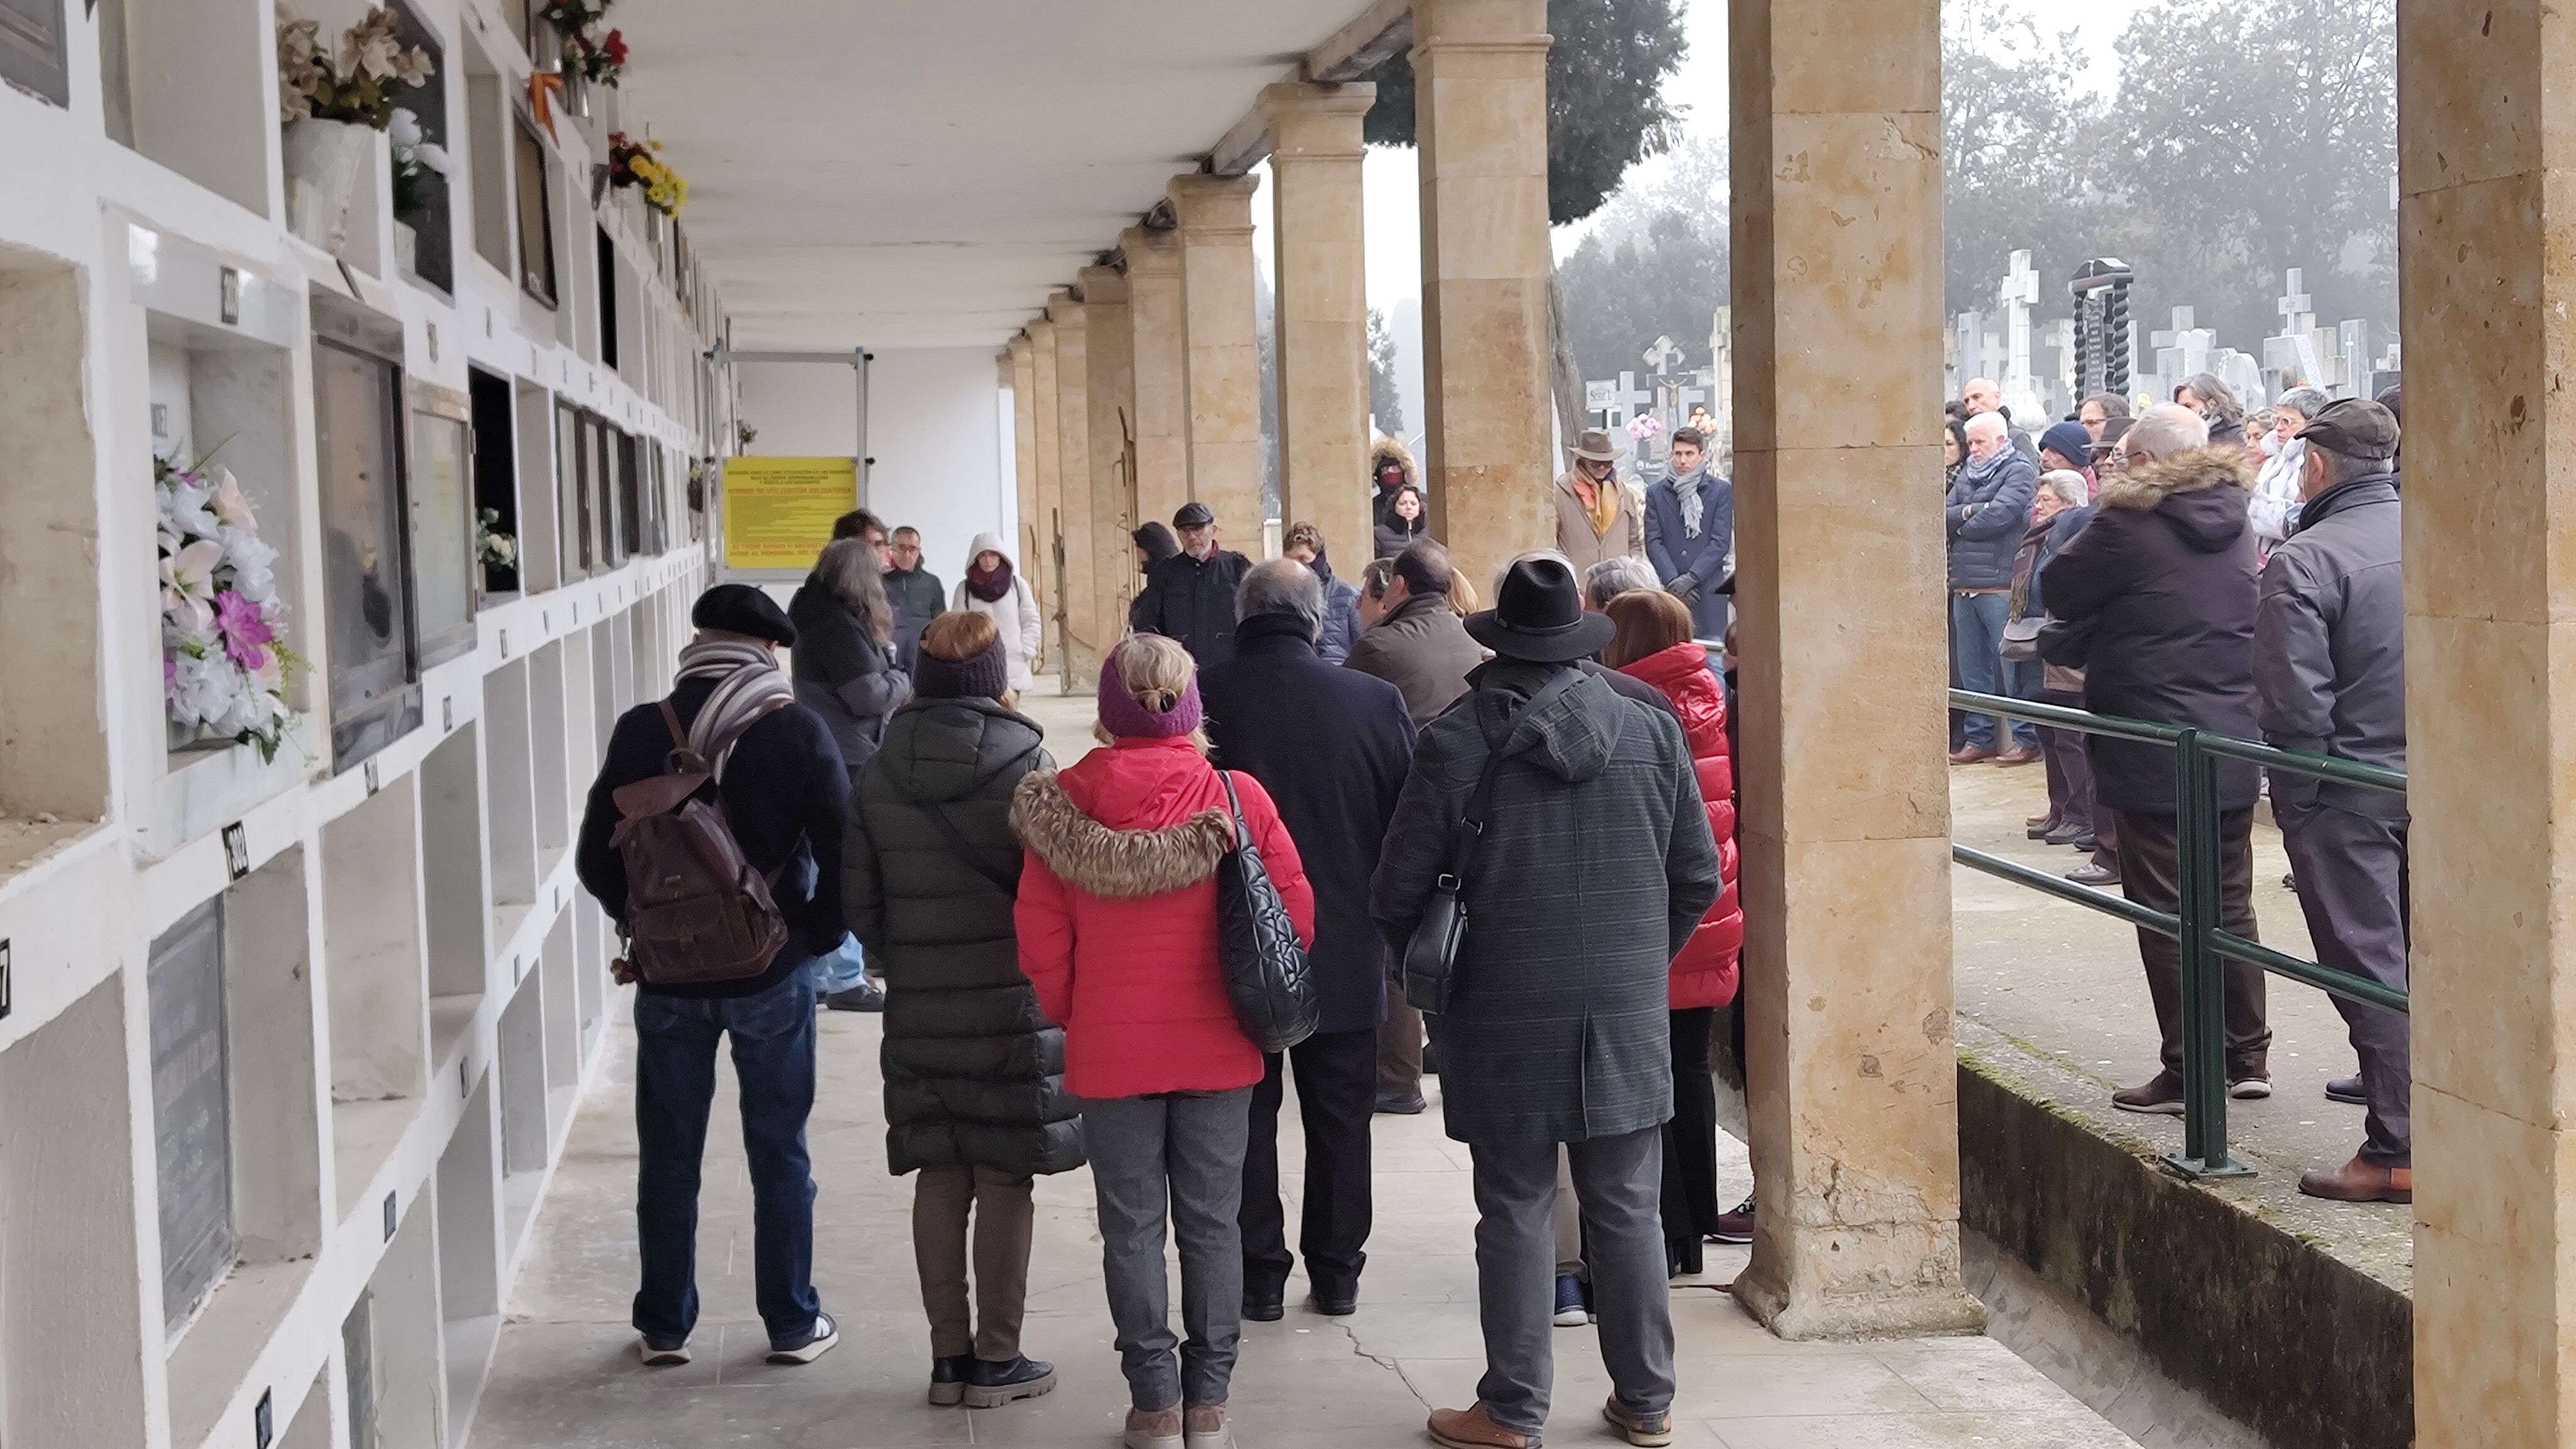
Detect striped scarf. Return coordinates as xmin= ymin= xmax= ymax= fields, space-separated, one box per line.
xmin=674 ymin=635 xmax=794 ymax=778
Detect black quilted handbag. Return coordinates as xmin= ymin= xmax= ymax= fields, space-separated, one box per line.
xmin=1213 ymin=772 xmax=1319 ymax=1052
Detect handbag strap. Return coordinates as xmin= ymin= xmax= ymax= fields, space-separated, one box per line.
xmin=1441 ymin=670 xmax=1582 ymax=890
xmin=1218 ymin=771 xmax=1250 ymax=847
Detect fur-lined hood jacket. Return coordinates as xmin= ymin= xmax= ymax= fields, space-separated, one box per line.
xmin=2099 ymin=445 xmax=2256 ymax=555
xmin=1009 ymin=763 xmax=1233 ymax=899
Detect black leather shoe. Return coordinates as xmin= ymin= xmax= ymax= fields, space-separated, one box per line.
xmin=2326 ymin=1075 xmax=2366 ymax=1106
xmin=1242 ymin=1292 xmax=1285 ymax=1323
xmin=1422 ymin=1041 xmax=1441 ymax=1076
xmin=963 ymin=1354 xmax=1057 ymax=1407
xmin=1374 ymin=1091 xmax=1427 ymax=1116
xmin=824 ymin=980 xmax=886 ymax=1012
xmin=928 ymin=1353 xmax=972 ymax=1407
xmin=1309 ymin=1288 xmax=1358 ymax=1317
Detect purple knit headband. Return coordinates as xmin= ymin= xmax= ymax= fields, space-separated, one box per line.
xmin=1096 ymin=640 xmax=1204 ymax=738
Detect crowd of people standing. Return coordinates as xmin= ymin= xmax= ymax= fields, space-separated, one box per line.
xmin=577 ymin=419 xmax=1757 ymax=1448
xmin=1947 ymin=372 xmax=2413 ymax=1206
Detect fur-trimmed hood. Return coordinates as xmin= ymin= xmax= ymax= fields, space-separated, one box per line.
xmin=1009 ymin=768 xmax=1232 ymax=899
xmin=2099 ymin=445 xmax=2254 ymax=555
xmin=1370 ymin=434 xmax=1419 ymax=489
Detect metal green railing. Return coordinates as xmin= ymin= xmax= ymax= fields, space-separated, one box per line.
xmin=1948 ymin=689 xmax=2408 ymax=1180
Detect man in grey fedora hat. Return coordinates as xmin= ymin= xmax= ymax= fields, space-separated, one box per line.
xmin=1373 ymin=553 xmax=1721 ymax=1449
xmin=1555 ymin=429 xmax=1646 ymax=576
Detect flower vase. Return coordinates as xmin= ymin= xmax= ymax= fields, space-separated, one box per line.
xmin=558 ymin=65 xmax=591 ymax=119
xmin=394 ymin=220 xmax=418 ymax=275
xmin=283 ymin=118 xmax=372 ymax=256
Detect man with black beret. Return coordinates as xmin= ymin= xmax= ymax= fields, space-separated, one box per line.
xmin=1130 ymin=501 xmax=1254 ymax=667
xmin=575 ymin=582 xmax=852 ymax=1369
xmin=2253 ymin=398 xmax=2412 ymax=1204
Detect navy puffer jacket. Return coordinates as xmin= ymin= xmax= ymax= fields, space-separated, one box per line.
xmin=1946 ymin=448 xmax=2038 ymax=589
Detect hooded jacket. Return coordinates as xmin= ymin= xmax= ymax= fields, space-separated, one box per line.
xmin=787 ymin=575 xmax=913 ymax=775
xmin=1946 ymin=447 xmax=2040 ymax=591
xmin=952 ymin=531 xmax=1043 ymax=691
xmin=2040 ymin=446 xmax=2263 ymax=814
xmin=1202 ymin=612 xmax=1418 ymax=1036
xmin=1616 ymin=642 xmax=1742 ymax=1011
xmin=1370 ymin=435 xmax=1419 ymax=526
xmin=1343 ymin=591 xmax=1489 ymax=726
xmin=2253 ymin=474 xmax=2406 ymax=821
xmin=1011 ymin=738 xmax=1316 ymax=1099
xmin=1370 ymin=660 xmax=1723 ymax=1145
xmin=845 ymin=696 xmax=1080 ymax=1177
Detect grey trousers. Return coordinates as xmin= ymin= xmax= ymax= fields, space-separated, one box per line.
xmin=1468 ymin=1127 xmax=1675 ymax=1436
xmin=2279 ymin=803 xmax=2412 ymax=1165
xmin=1081 ymin=1089 xmax=1254 ymax=1411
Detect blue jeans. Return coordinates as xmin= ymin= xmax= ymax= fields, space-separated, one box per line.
xmin=1949 ymin=591 xmax=2036 ymax=750
xmin=632 ymin=970 xmax=822 ymax=1345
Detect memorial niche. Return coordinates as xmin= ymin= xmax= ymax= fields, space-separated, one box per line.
xmin=312 ymin=299 xmax=421 ymax=769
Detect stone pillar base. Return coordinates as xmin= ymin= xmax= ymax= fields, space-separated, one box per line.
xmin=1734 ymin=1274 xmax=1985 ymax=1342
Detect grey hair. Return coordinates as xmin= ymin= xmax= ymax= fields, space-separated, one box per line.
xmin=1235 ymin=557 xmax=1324 ymax=638
xmin=2123 ymin=402 xmax=2211 ymax=463
xmin=2038 ymin=470 xmax=2089 ymax=507
xmin=2309 ymin=440 xmax=2389 ymax=489
xmin=1584 ymin=555 xmax=1662 ymax=609
xmin=1963 ymin=412 xmax=2009 ymax=442
xmin=1359 ymin=558 xmax=1396 ymax=600
xmin=2275 ymin=387 xmax=2330 ymax=424
xmin=815 ymin=537 xmax=894 ymax=647
xmin=2177 ymin=370 xmax=2244 ymax=425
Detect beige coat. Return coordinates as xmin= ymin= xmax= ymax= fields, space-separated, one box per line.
xmin=1553 ymin=469 xmax=1647 ymax=573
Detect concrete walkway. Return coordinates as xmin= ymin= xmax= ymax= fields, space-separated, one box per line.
xmin=473 ymin=687 xmax=2138 ymax=1449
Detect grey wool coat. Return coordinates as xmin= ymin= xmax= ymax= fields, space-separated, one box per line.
xmin=845 ymin=695 xmax=1083 ymax=1179
xmin=1370 ymin=658 xmax=1723 ymax=1146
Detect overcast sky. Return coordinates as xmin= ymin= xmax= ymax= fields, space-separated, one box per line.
xmin=1255 ymin=0 xmax=2146 ymax=309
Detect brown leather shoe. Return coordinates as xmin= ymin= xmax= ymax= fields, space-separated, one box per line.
xmin=1995 ymin=745 xmax=2042 ymax=766
xmin=1949 ymin=745 xmax=1998 ymax=765
xmin=2299 ymin=1156 xmax=2412 ymax=1204
xmin=1602 ymin=1397 xmax=1676 ymax=1446
xmin=1428 ymin=1402 xmax=1530 ymax=1449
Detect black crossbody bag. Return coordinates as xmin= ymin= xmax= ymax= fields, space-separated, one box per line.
xmin=1399 ymin=672 xmax=1577 ymax=1015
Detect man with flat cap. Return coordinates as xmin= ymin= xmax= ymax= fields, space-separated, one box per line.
xmin=1372 ymin=553 xmax=1722 ymax=1449
xmin=1130 ymin=501 xmax=1255 ymax=667
xmin=575 ymin=583 xmax=851 ymax=1369
xmin=2253 ymin=397 xmax=2413 ymax=1205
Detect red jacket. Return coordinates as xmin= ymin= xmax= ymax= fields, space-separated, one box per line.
xmin=1011 ymin=736 xmax=1316 ymax=1099
xmin=1618 ymin=642 xmax=1742 ymax=1009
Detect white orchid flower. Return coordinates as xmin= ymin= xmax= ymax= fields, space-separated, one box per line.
xmin=210 ymin=469 xmax=259 ymax=531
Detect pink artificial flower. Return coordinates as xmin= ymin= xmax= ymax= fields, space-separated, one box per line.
xmin=214 ymin=589 xmax=275 ymax=670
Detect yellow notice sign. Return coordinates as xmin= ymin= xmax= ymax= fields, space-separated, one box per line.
xmin=721 ymin=457 xmax=858 ymax=572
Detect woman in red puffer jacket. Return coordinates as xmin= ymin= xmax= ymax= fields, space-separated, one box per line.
xmin=1604 ymin=589 xmax=1741 ymax=1276
xmin=1011 ymin=634 xmax=1313 ymax=1448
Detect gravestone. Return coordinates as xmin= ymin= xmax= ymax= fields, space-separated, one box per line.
xmin=1997 ymin=250 xmax=2045 ymax=425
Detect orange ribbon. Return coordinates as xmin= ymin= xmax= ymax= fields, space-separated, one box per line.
xmin=529 ymin=70 xmax=564 ymax=138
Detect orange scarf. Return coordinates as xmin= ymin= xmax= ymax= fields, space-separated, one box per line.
xmin=1572 ymin=473 xmax=1619 ymax=539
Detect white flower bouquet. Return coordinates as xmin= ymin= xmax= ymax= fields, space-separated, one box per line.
xmin=158 ymin=453 xmax=305 ymax=761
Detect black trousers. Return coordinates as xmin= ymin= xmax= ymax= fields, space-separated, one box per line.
xmin=1661 ymin=1008 xmax=1720 ymax=1274
xmin=2112 ymin=808 xmax=2271 ymax=1080
xmin=2279 ymin=804 xmax=2412 ymax=1165
xmin=1241 ymin=1026 xmax=1377 ymax=1297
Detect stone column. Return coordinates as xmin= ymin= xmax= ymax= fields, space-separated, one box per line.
xmin=1080 ymin=262 xmax=1140 ymax=641
xmin=1413 ymin=0 xmax=1555 ymax=596
xmin=1260 ymin=81 xmax=1377 ymax=565
xmin=1007 ymin=335 xmax=1038 ymax=587
xmin=2401 ymin=7 xmax=2576 ymax=1441
xmin=1725 ymin=0 xmax=1982 ymax=1340
xmin=1123 ymin=224 xmax=1192 ymax=536
xmin=1027 ymin=316 xmax=1063 ymax=675
xmin=1169 ymin=172 xmax=1266 ymax=552
xmin=1046 ymin=290 xmax=1101 ymax=684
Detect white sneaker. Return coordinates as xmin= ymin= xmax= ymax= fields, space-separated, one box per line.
xmin=1183 ymin=1405 xmax=1236 ymax=1449
xmin=636 ymin=1335 xmax=690 ymax=1366
xmin=2228 ymin=1077 xmax=2273 ymax=1101
xmin=767 ymin=1311 xmax=839 ymax=1365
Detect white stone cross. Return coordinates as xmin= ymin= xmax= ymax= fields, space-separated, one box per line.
xmin=2278 ymin=268 xmax=2313 ymax=332
xmin=1998 ymin=250 xmax=2041 ymax=421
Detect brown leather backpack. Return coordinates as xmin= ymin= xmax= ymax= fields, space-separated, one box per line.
xmin=608 ymin=697 xmax=793 ymax=987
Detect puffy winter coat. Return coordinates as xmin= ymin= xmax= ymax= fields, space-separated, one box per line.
xmin=1945 ymin=449 xmax=2039 ymax=591
xmin=1375 ymin=506 xmax=1430 ymax=561
xmin=845 ymin=696 xmax=1080 ymax=1178
xmin=953 ymin=531 xmax=1044 ymax=692
xmin=787 ymin=575 xmax=913 ymax=774
xmin=1011 ymin=737 xmax=1317 ymax=1100
xmin=2040 ymin=446 xmax=2263 ymax=814
xmin=1311 ymin=550 xmax=1363 ymax=664
xmin=1616 ymin=642 xmax=1741 ymax=1010
xmin=1370 ymin=659 xmax=1722 ymax=1145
